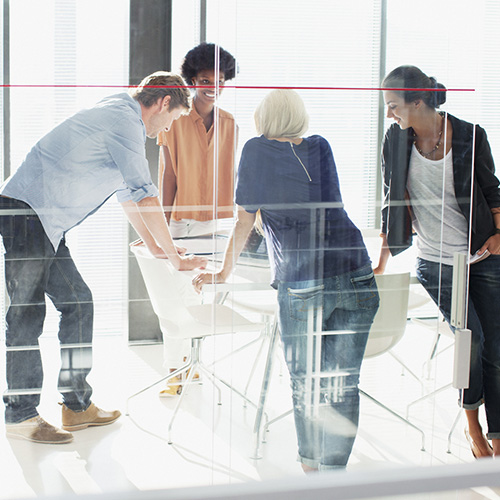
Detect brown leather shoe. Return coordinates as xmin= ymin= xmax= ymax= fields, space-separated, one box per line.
xmin=61 ymin=402 xmax=121 ymax=431
xmin=6 ymin=416 xmax=74 ymax=444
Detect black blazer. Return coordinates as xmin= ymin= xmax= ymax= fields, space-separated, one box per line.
xmin=381 ymin=114 xmax=500 ymax=256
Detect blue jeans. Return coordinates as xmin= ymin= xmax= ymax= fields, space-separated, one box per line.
xmin=417 ymin=256 xmax=500 ymax=439
xmin=0 ymin=197 xmax=94 ymax=423
xmin=277 ymin=264 xmax=379 ymax=470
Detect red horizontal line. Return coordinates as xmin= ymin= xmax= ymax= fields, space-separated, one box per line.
xmin=0 ymin=84 xmax=475 ymax=91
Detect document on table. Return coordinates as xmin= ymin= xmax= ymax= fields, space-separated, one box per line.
xmin=175 ymin=237 xmax=227 ymax=256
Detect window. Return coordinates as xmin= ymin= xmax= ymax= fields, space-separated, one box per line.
xmin=205 ymin=0 xmax=383 ymax=228
xmin=385 ymin=0 xmax=500 ymax=156
xmin=8 ymin=0 xmax=130 ymax=337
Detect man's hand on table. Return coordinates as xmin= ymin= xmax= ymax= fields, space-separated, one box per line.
xmin=129 ymin=238 xmax=187 ymax=259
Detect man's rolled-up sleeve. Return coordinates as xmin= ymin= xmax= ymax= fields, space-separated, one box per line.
xmin=115 ymin=181 xmax=159 ymax=203
xmin=107 ymin=118 xmax=159 ymax=203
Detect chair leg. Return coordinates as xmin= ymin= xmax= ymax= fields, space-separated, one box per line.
xmin=423 ymin=340 xmax=453 ymax=380
xmin=167 ymin=338 xmax=203 ymax=444
xmin=205 ymin=290 xmax=273 ymax=371
xmin=204 ymin=328 xmax=265 ymax=369
xmin=262 ymin=408 xmax=293 ymax=439
xmin=126 ymin=356 xmax=195 ymax=416
xmin=423 ymin=332 xmax=441 ymax=380
xmin=359 ymin=389 xmax=426 ymax=451
xmin=447 ymin=408 xmax=462 ymax=454
xmin=196 ymin=364 xmax=224 ymax=405
xmin=205 ymin=316 xmax=273 ymax=411
xmin=201 ymin=365 xmax=266 ymax=415
xmin=204 ymin=315 xmax=273 ymax=404
xmin=243 ymin=323 xmax=271 ymax=404
xmin=406 ymin=382 xmax=453 ymax=419
xmin=388 ymin=350 xmax=425 ymax=388
xmin=251 ymin=319 xmax=280 ymax=460
xmin=167 ymin=340 xmax=276 ymax=445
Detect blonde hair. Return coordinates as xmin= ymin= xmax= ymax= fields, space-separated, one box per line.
xmin=130 ymin=71 xmax=191 ymax=111
xmin=254 ymin=90 xmax=309 ymax=139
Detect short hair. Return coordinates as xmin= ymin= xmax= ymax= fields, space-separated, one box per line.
xmin=254 ymin=90 xmax=309 ymax=139
xmin=382 ymin=65 xmax=447 ymax=109
xmin=130 ymin=71 xmax=191 ymax=110
xmin=181 ymin=43 xmax=237 ymax=84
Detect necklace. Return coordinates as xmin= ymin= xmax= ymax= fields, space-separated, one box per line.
xmin=413 ymin=115 xmax=444 ymax=158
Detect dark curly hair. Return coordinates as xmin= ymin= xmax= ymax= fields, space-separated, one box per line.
xmin=382 ymin=65 xmax=447 ymax=109
xmin=181 ymin=43 xmax=237 ymax=85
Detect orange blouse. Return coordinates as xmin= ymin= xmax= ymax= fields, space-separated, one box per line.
xmin=157 ymin=106 xmax=237 ymax=221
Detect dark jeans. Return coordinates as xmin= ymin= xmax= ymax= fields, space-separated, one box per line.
xmin=277 ymin=264 xmax=379 ymax=470
xmin=0 ymin=197 xmax=94 ymax=423
xmin=417 ymin=256 xmax=500 ymax=439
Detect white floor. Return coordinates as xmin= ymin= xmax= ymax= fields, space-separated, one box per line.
xmin=0 ymin=317 xmax=499 ymax=500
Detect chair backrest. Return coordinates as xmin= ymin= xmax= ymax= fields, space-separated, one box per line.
xmin=131 ymin=245 xmax=200 ymax=326
xmin=131 ymin=245 xmax=260 ymax=339
xmin=364 ymin=272 xmax=410 ymax=358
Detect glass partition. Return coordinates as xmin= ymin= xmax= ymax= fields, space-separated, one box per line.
xmin=1 ymin=1 xmax=500 ymax=499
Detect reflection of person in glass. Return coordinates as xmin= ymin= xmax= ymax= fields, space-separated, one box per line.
xmin=0 ymin=72 xmax=206 ymax=444
xmin=193 ymin=90 xmax=379 ymax=472
xmin=157 ymin=43 xmax=237 ymax=396
xmin=375 ymin=65 xmax=500 ymax=458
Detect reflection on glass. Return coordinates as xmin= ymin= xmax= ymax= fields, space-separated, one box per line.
xmin=3 ymin=0 xmax=500 ymax=497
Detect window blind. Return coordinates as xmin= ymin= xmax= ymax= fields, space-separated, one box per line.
xmin=384 ymin=0 xmax=500 ymax=161
xmin=206 ymin=0 xmax=383 ymax=229
xmin=8 ymin=0 xmax=130 ymax=337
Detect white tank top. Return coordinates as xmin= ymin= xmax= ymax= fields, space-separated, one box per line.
xmin=407 ymin=145 xmax=468 ymax=264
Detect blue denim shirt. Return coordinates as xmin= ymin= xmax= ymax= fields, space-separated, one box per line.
xmin=0 ymin=93 xmax=159 ymax=250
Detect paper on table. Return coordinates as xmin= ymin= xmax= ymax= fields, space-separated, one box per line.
xmin=469 ymin=249 xmax=490 ymax=264
xmin=174 ymin=238 xmax=226 ymax=255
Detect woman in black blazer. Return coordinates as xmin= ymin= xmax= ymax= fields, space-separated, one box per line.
xmin=375 ymin=65 xmax=500 ymax=459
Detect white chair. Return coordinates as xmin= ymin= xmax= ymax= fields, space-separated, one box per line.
xmin=359 ymin=272 xmax=426 ymax=451
xmin=202 ymin=249 xmax=280 ymax=411
xmin=222 ymin=290 xmax=278 ymax=396
xmin=364 ymin=273 xmax=411 ymax=358
xmin=371 ymin=280 xmax=460 ymax=454
xmin=127 ymin=245 xmax=263 ymax=444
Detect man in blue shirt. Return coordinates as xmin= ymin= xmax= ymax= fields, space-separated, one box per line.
xmin=0 ymin=71 xmax=207 ymax=444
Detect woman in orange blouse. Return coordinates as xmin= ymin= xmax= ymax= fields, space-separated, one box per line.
xmin=157 ymin=43 xmax=238 ymax=395
xmin=157 ymin=43 xmax=237 ymax=238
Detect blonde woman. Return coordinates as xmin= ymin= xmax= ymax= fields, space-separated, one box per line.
xmin=193 ymin=90 xmax=379 ymax=472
